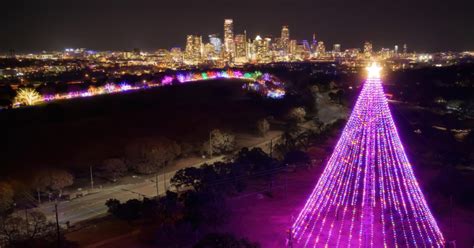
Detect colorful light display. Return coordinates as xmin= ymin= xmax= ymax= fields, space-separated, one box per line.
xmin=12 ymin=70 xmax=285 ymax=108
xmin=291 ymin=63 xmax=444 ymax=247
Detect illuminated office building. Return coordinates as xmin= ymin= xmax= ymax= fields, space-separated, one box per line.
xmin=185 ymin=35 xmax=202 ymax=65
xmin=254 ymin=35 xmax=264 ymax=61
xmin=299 ymin=40 xmax=310 ymax=59
xmin=281 ymin=25 xmax=290 ymax=54
xmin=263 ymin=37 xmax=272 ymax=62
xmin=364 ymin=41 xmax=373 ymax=58
xmin=302 ymin=40 xmax=310 ymax=52
xmin=252 ymin=35 xmax=267 ymax=62
xmin=274 ymin=37 xmax=282 ymax=51
xmin=204 ymin=43 xmax=219 ymax=61
xmin=209 ymin=34 xmax=222 ymax=54
xmin=311 ymin=33 xmax=318 ymax=53
xmin=380 ymin=47 xmax=392 ymax=59
xmin=155 ymin=49 xmax=171 ymax=66
xmin=345 ymin=48 xmax=361 ymax=58
xmin=234 ymin=33 xmax=248 ymax=64
xmin=289 ymin=39 xmax=297 ymax=57
xmin=247 ymin=41 xmax=256 ymax=61
xmin=224 ymin=19 xmax=235 ymax=59
xmin=316 ymin=41 xmax=326 ymax=57
xmin=170 ymin=47 xmax=183 ymax=65
xmin=333 ymin=44 xmax=341 ymax=53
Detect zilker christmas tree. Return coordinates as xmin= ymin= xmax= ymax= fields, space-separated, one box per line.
xmin=291 ymin=64 xmax=445 ymax=247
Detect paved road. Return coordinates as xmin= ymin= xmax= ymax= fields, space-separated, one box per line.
xmin=37 ymin=132 xmax=283 ymax=225
xmin=38 ymin=156 xmax=224 ymax=225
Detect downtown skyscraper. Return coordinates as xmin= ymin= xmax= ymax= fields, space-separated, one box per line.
xmin=185 ymin=35 xmax=202 ymax=65
xmin=224 ymin=19 xmax=235 ymax=60
xmin=234 ymin=32 xmax=247 ymax=64
xmin=281 ymin=25 xmax=290 ymax=55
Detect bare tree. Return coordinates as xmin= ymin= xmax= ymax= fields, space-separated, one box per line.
xmin=99 ymin=158 xmax=127 ymax=181
xmin=256 ymin=118 xmax=270 ymax=137
xmin=126 ymin=138 xmax=182 ymax=174
xmin=0 ymin=182 xmax=14 ymax=215
xmin=287 ymin=107 xmax=306 ymax=123
xmin=0 ymin=211 xmax=56 ymax=247
xmin=33 ymin=169 xmax=74 ymax=197
xmin=202 ymin=129 xmax=235 ymax=155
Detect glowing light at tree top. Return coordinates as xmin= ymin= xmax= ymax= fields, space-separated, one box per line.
xmin=291 ymin=63 xmax=444 ymax=247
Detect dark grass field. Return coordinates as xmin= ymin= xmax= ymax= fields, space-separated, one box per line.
xmin=1 ymin=79 xmax=290 ymax=180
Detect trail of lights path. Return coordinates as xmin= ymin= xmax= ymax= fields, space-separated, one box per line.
xmin=13 ymin=70 xmax=285 ymax=108
xmin=291 ymin=64 xmax=444 ymax=248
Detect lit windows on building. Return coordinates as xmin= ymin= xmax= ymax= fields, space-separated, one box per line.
xmin=209 ymin=34 xmax=222 ymax=54
xmin=281 ymin=25 xmax=290 ymax=55
xmin=224 ymin=19 xmax=235 ymax=59
xmin=234 ymin=34 xmax=248 ymax=64
xmin=185 ymin=35 xmax=202 ymax=65
xmin=316 ymin=41 xmax=326 ymax=57
xmin=364 ymin=41 xmax=373 ymax=58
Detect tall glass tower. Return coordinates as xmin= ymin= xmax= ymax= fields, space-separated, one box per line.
xmin=224 ymin=19 xmax=235 ymax=58
xmin=281 ymin=25 xmax=290 ymax=55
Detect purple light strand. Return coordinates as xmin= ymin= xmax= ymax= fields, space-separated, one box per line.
xmin=291 ymin=65 xmax=445 ymax=247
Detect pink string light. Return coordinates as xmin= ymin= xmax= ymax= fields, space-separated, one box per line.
xmin=291 ymin=64 xmax=445 ymax=247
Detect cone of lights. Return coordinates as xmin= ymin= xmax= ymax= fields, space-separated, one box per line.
xmin=291 ymin=63 xmax=444 ymax=247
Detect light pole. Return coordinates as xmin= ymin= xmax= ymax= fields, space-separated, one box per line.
xmin=163 ymin=173 xmax=167 ymax=191
xmin=90 ymin=165 xmax=94 ymax=190
xmin=155 ymin=173 xmax=159 ymax=197
xmin=209 ymin=131 xmax=213 ymax=159
xmin=24 ymin=208 xmax=28 ymax=236
xmin=54 ymin=202 xmax=60 ymax=247
xmin=37 ymin=188 xmax=41 ymax=204
xmin=270 ymin=138 xmax=273 ymax=158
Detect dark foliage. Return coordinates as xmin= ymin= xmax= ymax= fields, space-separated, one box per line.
xmin=105 ymin=198 xmax=157 ymax=221
xmin=283 ymin=150 xmax=311 ymax=168
xmin=182 ymin=190 xmax=229 ymax=230
xmin=171 ymin=148 xmax=280 ymax=194
xmin=194 ymin=233 xmax=260 ymax=248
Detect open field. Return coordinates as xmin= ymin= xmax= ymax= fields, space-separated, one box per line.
xmin=1 ymin=79 xmax=290 ymax=180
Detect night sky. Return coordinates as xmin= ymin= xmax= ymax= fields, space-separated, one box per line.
xmin=2 ymin=0 xmax=473 ymax=53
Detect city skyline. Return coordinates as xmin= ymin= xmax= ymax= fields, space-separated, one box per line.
xmin=1 ymin=18 xmax=426 ymax=68
xmin=5 ymin=18 xmax=409 ymax=56
xmin=2 ymin=0 xmax=473 ymax=53
xmin=1 ymin=18 xmax=470 ymax=76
